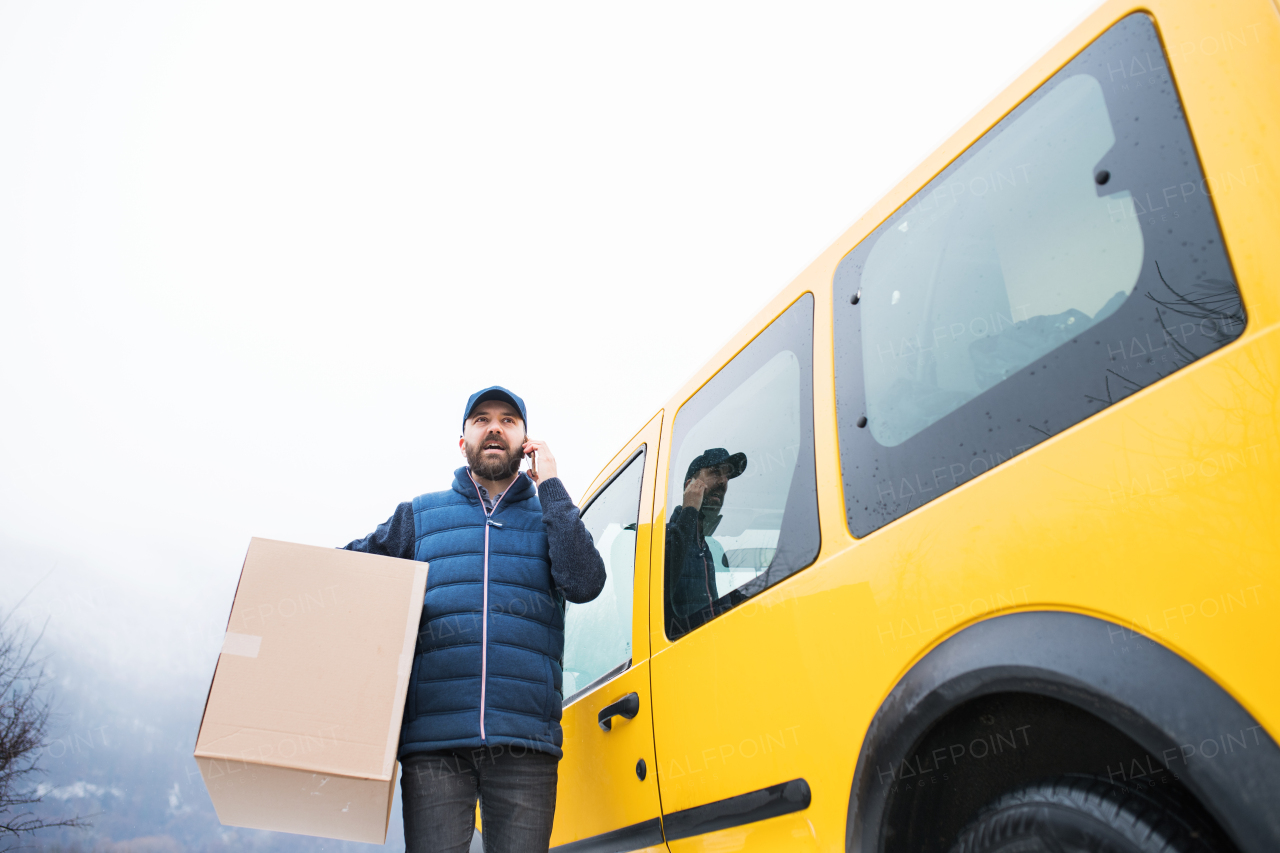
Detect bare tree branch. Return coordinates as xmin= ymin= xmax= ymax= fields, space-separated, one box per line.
xmin=0 ymin=609 xmax=90 ymax=850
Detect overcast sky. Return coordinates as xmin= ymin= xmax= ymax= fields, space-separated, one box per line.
xmin=1 ymin=0 xmax=1102 ymax=682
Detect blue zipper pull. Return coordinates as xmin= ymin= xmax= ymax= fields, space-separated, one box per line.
xmin=487 ymin=518 xmax=503 ymax=528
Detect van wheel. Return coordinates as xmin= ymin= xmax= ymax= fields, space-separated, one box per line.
xmin=948 ymin=775 xmax=1223 ymax=853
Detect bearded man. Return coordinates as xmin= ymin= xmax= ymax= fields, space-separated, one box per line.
xmin=342 ymin=385 xmax=605 ymax=853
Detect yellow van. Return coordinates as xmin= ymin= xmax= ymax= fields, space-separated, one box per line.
xmin=548 ymin=0 xmax=1280 ymax=850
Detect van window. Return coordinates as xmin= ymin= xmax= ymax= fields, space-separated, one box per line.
xmin=664 ymin=294 xmax=819 ymax=640
xmin=862 ymin=73 xmax=1142 ymax=447
xmin=833 ymin=13 xmax=1245 ymax=537
xmin=563 ymin=448 xmax=644 ymax=700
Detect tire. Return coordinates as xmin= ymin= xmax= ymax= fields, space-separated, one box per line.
xmin=949 ymin=775 xmax=1226 ymax=853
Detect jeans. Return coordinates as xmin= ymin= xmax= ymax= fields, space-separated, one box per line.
xmin=401 ymin=746 xmax=559 ymax=853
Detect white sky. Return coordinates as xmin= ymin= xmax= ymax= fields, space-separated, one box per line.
xmin=0 ymin=0 xmax=1101 ymax=680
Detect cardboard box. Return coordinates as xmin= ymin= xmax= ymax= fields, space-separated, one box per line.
xmin=194 ymin=537 xmax=428 ymax=843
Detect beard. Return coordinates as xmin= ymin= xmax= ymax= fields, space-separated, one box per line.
xmin=700 ymin=505 xmax=723 ymax=536
xmin=698 ymin=486 xmax=726 ymax=535
xmin=465 ymin=435 xmax=524 ymax=481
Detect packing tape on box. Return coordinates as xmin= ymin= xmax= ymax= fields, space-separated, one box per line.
xmin=221 ymin=632 xmax=263 ymax=658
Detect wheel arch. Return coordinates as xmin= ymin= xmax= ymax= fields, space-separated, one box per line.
xmin=845 ymin=610 xmax=1280 ymax=853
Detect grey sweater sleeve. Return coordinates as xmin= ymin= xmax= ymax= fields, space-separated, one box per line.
xmin=342 ymin=501 xmax=415 ymax=560
xmin=537 ymin=477 xmax=607 ymax=604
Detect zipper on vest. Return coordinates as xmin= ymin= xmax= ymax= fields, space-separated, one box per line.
xmin=468 ymin=474 xmax=512 ymax=743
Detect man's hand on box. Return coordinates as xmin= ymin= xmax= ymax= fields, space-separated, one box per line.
xmin=521 ymin=438 xmax=557 ymax=484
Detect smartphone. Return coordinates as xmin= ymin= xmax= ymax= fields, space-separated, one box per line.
xmin=527 ymin=449 xmax=538 ymax=477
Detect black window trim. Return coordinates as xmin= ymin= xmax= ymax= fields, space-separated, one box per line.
xmin=563 ymin=659 xmax=631 ymax=708
xmin=579 ymin=446 xmax=646 ymax=519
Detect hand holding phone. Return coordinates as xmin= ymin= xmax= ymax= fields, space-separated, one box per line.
xmin=521 ymin=439 xmax=555 ymax=483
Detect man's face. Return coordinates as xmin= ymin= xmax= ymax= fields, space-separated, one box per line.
xmin=689 ymin=463 xmax=733 ymax=509
xmin=460 ymin=401 xmax=526 ymax=481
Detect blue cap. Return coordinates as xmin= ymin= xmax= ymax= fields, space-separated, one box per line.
xmin=462 ymin=386 xmax=527 ymax=429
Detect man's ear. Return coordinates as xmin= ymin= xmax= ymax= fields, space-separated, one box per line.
xmin=459 ymin=435 xmax=466 ymax=457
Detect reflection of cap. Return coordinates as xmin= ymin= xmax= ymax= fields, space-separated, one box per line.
xmin=463 ymin=386 xmax=527 ymax=428
xmin=684 ymin=448 xmax=748 ymax=484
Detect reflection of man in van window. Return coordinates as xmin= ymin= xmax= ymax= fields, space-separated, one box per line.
xmin=665 ymin=447 xmax=747 ymax=634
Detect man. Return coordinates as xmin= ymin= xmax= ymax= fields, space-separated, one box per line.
xmin=664 ymin=447 xmax=747 ymax=636
xmin=343 ymin=386 xmax=605 ymax=853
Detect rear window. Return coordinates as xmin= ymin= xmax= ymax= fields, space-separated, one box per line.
xmin=833 ymin=13 xmax=1245 ymax=537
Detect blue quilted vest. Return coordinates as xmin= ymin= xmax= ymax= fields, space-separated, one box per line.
xmin=399 ymin=467 xmax=566 ymax=759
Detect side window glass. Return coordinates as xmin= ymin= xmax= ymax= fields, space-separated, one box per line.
xmin=833 ymin=13 xmax=1245 ymax=537
xmin=562 ymin=448 xmax=645 ymax=700
xmin=664 ymin=294 xmax=819 ymax=641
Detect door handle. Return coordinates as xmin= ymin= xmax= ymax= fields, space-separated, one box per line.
xmin=598 ymin=693 xmax=640 ymax=731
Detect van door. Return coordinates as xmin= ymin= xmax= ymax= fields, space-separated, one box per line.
xmin=648 ymin=296 xmax=823 ymax=850
xmin=550 ymin=412 xmax=667 ymax=852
